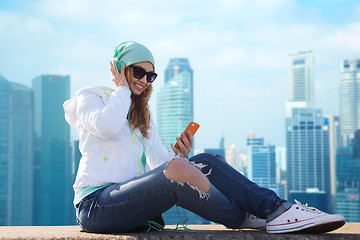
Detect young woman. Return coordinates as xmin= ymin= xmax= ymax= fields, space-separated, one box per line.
xmin=63 ymin=41 xmax=345 ymax=234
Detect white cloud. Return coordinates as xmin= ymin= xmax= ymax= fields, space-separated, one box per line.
xmin=0 ymin=10 xmax=54 ymax=37
xmin=326 ymin=22 xmax=360 ymax=51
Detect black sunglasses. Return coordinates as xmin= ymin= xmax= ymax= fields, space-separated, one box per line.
xmin=130 ymin=65 xmax=157 ymax=83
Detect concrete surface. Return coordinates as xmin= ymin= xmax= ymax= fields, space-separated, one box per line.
xmin=0 ymin=223 xmax=359 ymax=240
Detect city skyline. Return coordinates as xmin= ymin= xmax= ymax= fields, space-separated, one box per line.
xmin=0 ymin=0 xmax=360 ymax=150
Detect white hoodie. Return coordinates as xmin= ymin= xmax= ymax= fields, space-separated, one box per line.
xmin=63 ymin=86 xmax=174 ymax=192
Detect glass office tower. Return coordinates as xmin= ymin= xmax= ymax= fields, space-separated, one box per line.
xmin=246 ymin=135 xmax=276 ymax=188
xmin=286 ymin=108 xmax=331 ymax=212
xmin=246 ymin=135 xmax=283 ymax=197
xmin=158 ymin=59 xmax=209 ymax=224
xmin=287 ymin=51 xmax=314 ymax=109
xmin=286 ymin=51 xmax=332 ymax=211
xmin=335 ymin=130 xmax=360 ymax=222
xmin=0 ymin=76 xmax=34 ymax=225
xmin=157 ymin=58 xmax=194 ymax=156
xmin=339 ymin=59 xmax=360 ymax=146
xmin=32 ymin=75 xmax=72 ymax=225
xmin=324 ymin=115 xmax=341 ymax=205
xmin=0 ymin=76 xmax=11 ymax=225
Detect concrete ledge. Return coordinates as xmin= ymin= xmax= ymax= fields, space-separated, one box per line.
xmin=0 ymin=223 xmax=359 ymax=240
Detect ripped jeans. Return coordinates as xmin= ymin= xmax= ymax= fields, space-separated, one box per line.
xmin=76 ymin=153 xmax=289 ymax=233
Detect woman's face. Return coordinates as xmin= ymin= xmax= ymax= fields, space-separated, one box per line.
xmin=127 ymin=61 xmax=154 ymax=96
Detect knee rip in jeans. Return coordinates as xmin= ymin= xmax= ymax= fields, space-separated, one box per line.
xmin=164 ymin=157 xmax=212 ymax=200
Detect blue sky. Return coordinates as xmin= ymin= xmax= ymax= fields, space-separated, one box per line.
xmin=1 ymin=0 xmax=359 ymax=151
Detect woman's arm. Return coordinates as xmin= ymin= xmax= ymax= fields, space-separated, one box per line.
xmin=76 ymin=87 xmax=131 ymax=139
xmin=75 ymin=61 xmax=131 ymax=139
xmin=145 ymin=118 xmax=175 ymax=169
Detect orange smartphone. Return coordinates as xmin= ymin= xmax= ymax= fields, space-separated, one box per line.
xmin=174 ymin=121 xmax=200 ymax=149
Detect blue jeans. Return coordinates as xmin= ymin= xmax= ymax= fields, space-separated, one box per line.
xmin=76 ymin=153 xmax=288 ymax=233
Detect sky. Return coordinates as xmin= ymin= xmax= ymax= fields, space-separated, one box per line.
xmin=1 ymin=0 xmax=360 ymax=151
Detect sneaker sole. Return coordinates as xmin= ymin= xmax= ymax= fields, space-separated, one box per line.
xmin=297 ymin=220 xmax=345 ymax=234
xmin=267 ymin=216 xmax=345 ymax=234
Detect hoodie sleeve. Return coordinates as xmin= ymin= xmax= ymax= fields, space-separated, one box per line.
xmin=74 ymin=86 xmax=132 ymax=139
xmin=145 ymin=115 xmax=175 ymax=169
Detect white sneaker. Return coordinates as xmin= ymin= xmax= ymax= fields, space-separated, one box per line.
xmin=239 ymin=213 xmax=266 ymax=230
xmin=267 ymin=200 xmax=345 ymax=234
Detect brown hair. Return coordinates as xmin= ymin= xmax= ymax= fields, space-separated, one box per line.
xmin=125 ymin=66 xmax=152 ymax=138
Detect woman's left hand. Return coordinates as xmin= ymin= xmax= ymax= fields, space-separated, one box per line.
xmin=171 ymin=131 xmax=193 ymax=158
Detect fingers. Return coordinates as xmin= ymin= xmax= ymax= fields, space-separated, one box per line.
xmin=110 ymin=60 xmax=129 ymax=88
xmin=171 ymin=131 xmax=193 ymax=158
xmin=186 ymin=131 xmax=193 ymax=148
xmin=170 ymin=144 xmax=179 ymax=155
xmin=180 ymin=132 xmax=192 ymax=151
xmin=110 ymin=60 xmax=117 ymax=74
xmin=172 ymin=142 xmax=186 ymax=158
xmin=121 ymin=60 xmax=125 ymax=73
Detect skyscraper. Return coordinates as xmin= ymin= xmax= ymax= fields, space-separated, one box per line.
xmin=0 ymin=76 xmax=11 ymax=226
xmin=0 ymin=76 xmax=34 ymax=225
xmin=158 ymin=59 xmax=207 ymax=224
xmin=225 ymin=145 xmax=242 ymax=173
xmin=32 ymin=75 xmax=73 ymax=225
xmin=335 ymin=130 xmax=360 ymax=222
xmin=285 ymin=50 xmax=332 ymax=211
xmin=286 ymin=108 xmax=331 ymax=212
xmin=157 ymin=58 xmax=194 ymax=155
xmin=286 ymin=51 xmax=314 ymax=113
xmin=275 ymin=147 xmax=286 ymax=184
xmin=324 ymin=115 xmax=341 ymax=200
xmin=339 ymin=59 xmax=360 ymax=146
xmin=246 ymin=135 xmax=276 ymax=190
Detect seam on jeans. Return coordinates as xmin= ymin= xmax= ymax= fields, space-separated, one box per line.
xmin=77 ymin=217 xmax=93 ymax=233
xmin=94 ymin=188 xmax=174 ymax=209
xmin=164 ymin=157 xmax=211 ymax=200
xmin=193 ymin=154 xmax=281 ymax=213
xmin=83 ymin=191 xmax=102 ymax=219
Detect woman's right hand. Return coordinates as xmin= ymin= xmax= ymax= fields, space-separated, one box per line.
xmin=110 ymin=60 xmax=129 ymax=89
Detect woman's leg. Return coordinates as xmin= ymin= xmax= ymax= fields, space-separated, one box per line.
xmin=76 ymin=158 xmax=245 ymax=233
xmin=187 ymin=153 xmax=345 ymax=234
xmin=188 ymin=153 xmax=292 ymax=220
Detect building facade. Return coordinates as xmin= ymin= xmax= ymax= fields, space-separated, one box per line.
xmin=159 ymin=59 xmax=209 ymax=224
xmin=32 ymin=75 xmax=73 ymax=225
xmin=0 ymin=76 xmax=11 ymax=226
xmin=287 ymin=50 xmax=315 ymax=109
xmin=0 ymin=76 xmax=34 ymax=225
xmin=324 ymin=115 xmax=341 ymax=203
xmin=225 ymin=145 xmax=243 ymax=174
xmin=157 ymin=58 xmax=194 ymax=156
xmin=335 ymin=130 xmax=360 ymax=222
xmin=339 ymin=59 xmax=360 ymax=146
xmin=335 ymin=192 xmax=360 ymax=223
xmin=246 ymin=135 xmax=279 ymax=194
xmin=286 ymin=108 xmax=331 ymax=212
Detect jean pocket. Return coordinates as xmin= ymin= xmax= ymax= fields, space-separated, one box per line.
xmin=77 ymin=198 xmax=98 ymax=232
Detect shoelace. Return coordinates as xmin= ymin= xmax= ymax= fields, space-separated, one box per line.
xmin=294 ymin=199 xmax=323 ymax=214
